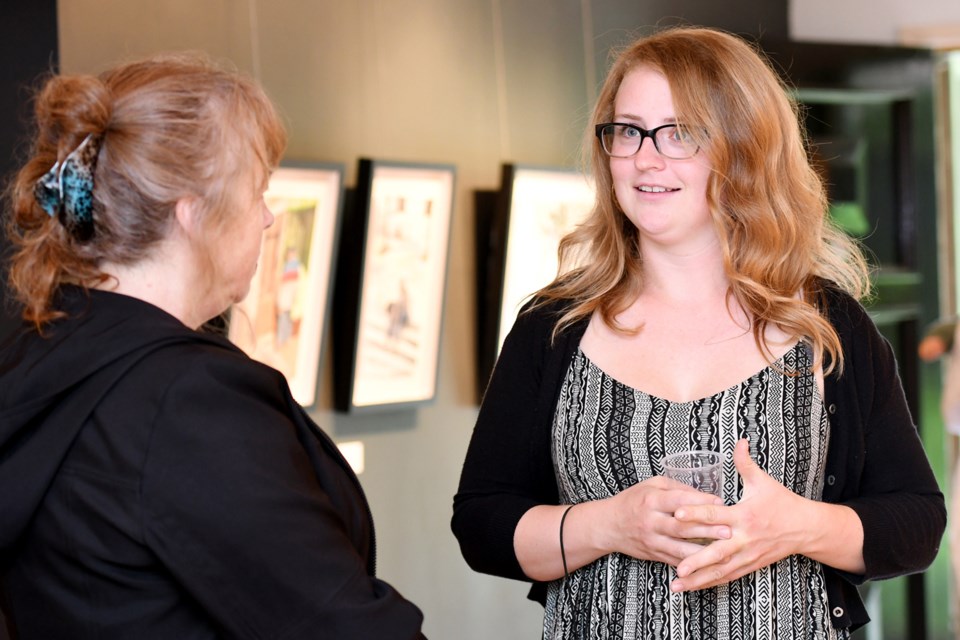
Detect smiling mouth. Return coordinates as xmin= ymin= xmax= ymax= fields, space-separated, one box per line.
xmin=637 ymin=185 xmax=677 ymax=193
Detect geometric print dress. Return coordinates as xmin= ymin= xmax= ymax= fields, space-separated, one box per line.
xmin=543 ymin=342 xmax=849 ymax=640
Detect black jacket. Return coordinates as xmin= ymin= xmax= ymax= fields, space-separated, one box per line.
xmin=452 ymin=282 xmax=946 ymax=631
xmin=0 ymin=287 xmax=425 ymax=639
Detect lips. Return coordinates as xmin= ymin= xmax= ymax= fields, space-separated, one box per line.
xmin=637 ymin=185 xmax=678 ymax=193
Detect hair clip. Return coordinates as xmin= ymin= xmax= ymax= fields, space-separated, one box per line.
xmin=33 ymin=133 xmax=101 ymax=241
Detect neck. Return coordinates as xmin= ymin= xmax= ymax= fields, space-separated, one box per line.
xmin=96 ymin=243 xmax=212 ymax=330
xmin=638 ymin=236 xmax=729 ymax=305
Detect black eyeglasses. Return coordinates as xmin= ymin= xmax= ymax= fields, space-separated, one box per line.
xmin=594 ymin=122 xmax=700 ymax=160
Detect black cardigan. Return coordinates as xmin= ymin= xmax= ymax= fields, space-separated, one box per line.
xmin=452 ymin=283 xmax=945 ymax=631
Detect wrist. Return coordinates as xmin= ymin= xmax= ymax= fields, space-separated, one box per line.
xmin=564 ymin=500 xmax=612 ymax=562
xmin=797 ymin=499 xmax=865 ymax=572
xmin=584 ymin=496 xmax=618 ymax=557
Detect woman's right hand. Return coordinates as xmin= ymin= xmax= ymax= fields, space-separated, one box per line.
xmin=603 ymin=476 xmax=730 ymax=566
xmin=515 ymin=477 xmax=729 ymax=581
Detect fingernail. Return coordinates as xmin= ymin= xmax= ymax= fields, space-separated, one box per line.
xmin=671 ymin=581 xmax=683 ymax=592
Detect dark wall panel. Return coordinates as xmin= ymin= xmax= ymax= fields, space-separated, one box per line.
xmin=0 ymin=0 xmax=58 ymax=340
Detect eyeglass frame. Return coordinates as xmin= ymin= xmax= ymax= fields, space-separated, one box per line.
xmin=594 ymin=122 xmax=701 ymax=160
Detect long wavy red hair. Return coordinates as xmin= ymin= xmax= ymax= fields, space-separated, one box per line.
xmin=536 ymin=26 xmax=870 ymax=374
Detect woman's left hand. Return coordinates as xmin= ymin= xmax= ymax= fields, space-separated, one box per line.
xmin=668 ymin=438 xmax=813 ymax=593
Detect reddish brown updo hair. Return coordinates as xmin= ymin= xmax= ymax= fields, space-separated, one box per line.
xmin=5 ymin=52 xmax=287 ymax=327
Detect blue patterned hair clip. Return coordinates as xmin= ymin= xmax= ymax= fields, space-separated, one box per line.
xmin=33 ymin=133 xmax=101 ymax=241
xmin=33 ymin=160 xmax=63 ymax=218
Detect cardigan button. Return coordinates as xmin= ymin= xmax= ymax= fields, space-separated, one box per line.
xmin=826 ymin=475 xmax=836 ymax=486
xmin=828 ymin=404 xmax=837 ymax=415
xmin=832 ymin=607 xmax=844 ymax=618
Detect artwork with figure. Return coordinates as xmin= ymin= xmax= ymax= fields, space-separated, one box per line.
xmin=350 ymin=163 xmax=454 ymax=409
xmin=228 ymin=166 xmax=342 ymax=407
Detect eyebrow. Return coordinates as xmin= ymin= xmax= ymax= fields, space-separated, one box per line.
xmin=613 ymin=114 xmax=679 ymax=126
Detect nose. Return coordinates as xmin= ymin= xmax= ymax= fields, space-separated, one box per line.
xmin=633 ymin=135 xmax=665 ymax=169
xmin=261 ymin=199 xmax=275 ymax=229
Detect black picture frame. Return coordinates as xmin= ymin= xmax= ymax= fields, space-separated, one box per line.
xmin=475 ymin=163 xmax=595 ymax=397
xmin=333 ymin=158 xmax=456 ymax=413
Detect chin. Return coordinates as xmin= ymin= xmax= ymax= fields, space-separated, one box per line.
xmin=234 ymin=285 xmax=253 ymax=304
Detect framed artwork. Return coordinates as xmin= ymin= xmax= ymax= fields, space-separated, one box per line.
xmin=228 ymin=162 xmax=344 ymax=408
xmin=333 ymin=158 xmax=456 ymax=413
xmin=475 ymin=164 xmax=595 ymax=394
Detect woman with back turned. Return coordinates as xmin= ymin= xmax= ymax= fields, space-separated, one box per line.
xmin=452 ymin=26 xmax=945 ymax=639
xmin=0 ymin=54 xmax=425 ymax=639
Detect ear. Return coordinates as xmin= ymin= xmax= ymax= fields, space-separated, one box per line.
xmin=173 ymin=196 xmax=201 ymax=238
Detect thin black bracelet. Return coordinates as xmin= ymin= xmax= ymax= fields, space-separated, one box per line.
xmin=559 ymin=504 xmax=575 ymax=580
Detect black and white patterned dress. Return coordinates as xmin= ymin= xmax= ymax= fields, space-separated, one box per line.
xmin=543 ymin=341 xmax=849 ymax=640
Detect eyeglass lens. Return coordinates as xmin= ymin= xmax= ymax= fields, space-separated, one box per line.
xmin=599 ymin=124 xmax=698 ymax=159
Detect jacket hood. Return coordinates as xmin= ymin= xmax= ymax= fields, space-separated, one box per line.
xmin=0 ymin=287 xmax=228 ymax=562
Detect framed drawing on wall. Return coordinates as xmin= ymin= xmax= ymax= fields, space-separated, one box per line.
xmin=228 ymin=162 xmax=344 ymax=408
xmin=475 ymin=164 xmax=595 ymax=394
xmin=333 ymin=158 xmax=456 ymax=413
